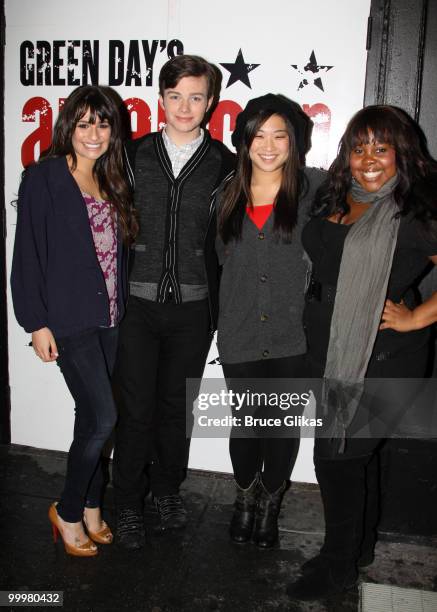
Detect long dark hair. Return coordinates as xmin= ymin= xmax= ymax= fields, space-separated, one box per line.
xmin=45 ymin=85 xmax=138 ymax=243
xmin=219 ymin=109 xmax=307 ymax=244
xmin=313 ymin=104 xmax=437 ymax=221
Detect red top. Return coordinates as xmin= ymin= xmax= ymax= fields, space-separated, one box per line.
xmin=246 ymin=203 xmax=274 ymax=230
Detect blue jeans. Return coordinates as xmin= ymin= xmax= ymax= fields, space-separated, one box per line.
xmin=55 ymin=327 xmax=118 ymax=522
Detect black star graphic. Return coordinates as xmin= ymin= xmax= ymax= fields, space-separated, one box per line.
xmin=291 ymin=50 xmax=333 ymax=91
xmin=220 ymin=49 xmax=260 ymax=88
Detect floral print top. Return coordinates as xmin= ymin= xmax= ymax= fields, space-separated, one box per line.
xmin=83 ymin=193 xmax=118 ymax=327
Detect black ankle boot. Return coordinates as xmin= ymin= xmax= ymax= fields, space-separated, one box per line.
xmin=286 ymin=559 xmax=358 ymax=601
xmin=229 ymin=475 xmax=259 ymax=543
xmin=301 ymin=543 xmax=374 ymax=575
xmin=252 ymin=480 xmax=286 ymax=548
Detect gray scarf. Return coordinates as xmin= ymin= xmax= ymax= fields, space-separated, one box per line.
xmin=322 ymin=174 xmax=400 ymax=452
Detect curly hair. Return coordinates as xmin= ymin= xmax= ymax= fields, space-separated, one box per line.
xmin=313 ymin=105 xmax=437 ymax=222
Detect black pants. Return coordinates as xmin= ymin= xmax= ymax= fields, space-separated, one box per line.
xmin=112 ymin=296 xmax=212 ymax=508
xmin=56 ymin=327 xmax=119 ymax=523
xmin=311 ymin=346 xmax=429 ymax=458
xmin=222 ymin=354 xmax=306 ymax=492
xmin=311 ymin=347 xmax=429 ymax=562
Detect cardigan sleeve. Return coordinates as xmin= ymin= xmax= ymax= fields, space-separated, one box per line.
xmin=123 ymin=141 xmax=136 ymax=191
xmin=10 ymin=165 xmax=51 ymax=333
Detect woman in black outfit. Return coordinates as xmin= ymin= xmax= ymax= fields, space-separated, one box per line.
xmin=286 ymin=105 xmax=437 ymax=599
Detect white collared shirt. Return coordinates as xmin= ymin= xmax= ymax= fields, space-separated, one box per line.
xmin=162 ymin=128 xmax=204 ymax=177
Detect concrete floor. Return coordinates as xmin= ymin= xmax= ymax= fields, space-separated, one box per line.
xmin=0 ymin=443 xmax=435 ymax=612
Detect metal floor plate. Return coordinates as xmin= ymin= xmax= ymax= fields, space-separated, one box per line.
xmin=360 ymin=583 xmax=437 ymax=612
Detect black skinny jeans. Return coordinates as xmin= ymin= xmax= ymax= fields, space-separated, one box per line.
xmin=55 ymin=327 xmax=118 ymax=523
xmin=222 ymin=354 xmax=306 ymax=492
xmin=112 ymin=296 xmax=212 ymax=507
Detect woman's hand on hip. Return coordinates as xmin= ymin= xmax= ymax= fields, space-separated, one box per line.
xmin=380 ymin=291 xmax=437 ymax=332
xmin=379 ymin=299 xmax=417 ymax=332
xmin=31 ymin=327 xmax=59 ymax=362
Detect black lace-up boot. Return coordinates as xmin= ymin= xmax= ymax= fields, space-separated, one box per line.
xmin=154 ymin=494 xmax=188 ymax=531
xmin=116 ymin=508 xmax=146 ymax=550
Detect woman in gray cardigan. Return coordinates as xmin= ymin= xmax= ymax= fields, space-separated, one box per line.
xmin=216 ymin=94 xmax=325 ymax=548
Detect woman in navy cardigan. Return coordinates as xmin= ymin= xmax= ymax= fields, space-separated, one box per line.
xmin=11 ymin=85 xmax=137 ymax=556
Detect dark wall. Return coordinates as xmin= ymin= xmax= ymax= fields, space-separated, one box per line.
xmin=418 ymin=0 xmax=437 ymax=159
xmin=0 ymin=0 xmax=10 ymax=443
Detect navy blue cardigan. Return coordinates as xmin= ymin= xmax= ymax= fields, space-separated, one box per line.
xmin=11 ymin=156 xmax=128 ymax=337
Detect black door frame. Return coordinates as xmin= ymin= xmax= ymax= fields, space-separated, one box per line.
xmin=364 ymin=0 xmax=436 ymax=154
xmin=364 ymin=0 xmax=437 ymax=537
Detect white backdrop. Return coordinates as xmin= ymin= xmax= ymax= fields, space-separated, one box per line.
xmin=5 ymin=0 xmax=371 ymax=482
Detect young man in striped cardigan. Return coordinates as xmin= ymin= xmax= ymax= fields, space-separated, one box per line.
xmin=113 ymin=54 xmax=235 ymax=549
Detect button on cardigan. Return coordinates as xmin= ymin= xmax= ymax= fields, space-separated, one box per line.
xmin=215 ymin=167 xmax=326 ymax=364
